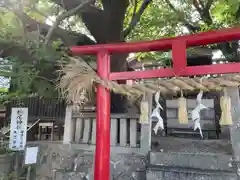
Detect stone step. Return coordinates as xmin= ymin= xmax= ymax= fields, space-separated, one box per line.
xmin=166 ymin=129 xmax=217 ymax=139
xmin=147 ymin=166 xmax=237 ymax=180
xmin=149 ymin=151 xmax=234 ymax=171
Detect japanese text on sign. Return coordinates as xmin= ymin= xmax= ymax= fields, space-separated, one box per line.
xmin=9 ymin=108 xmax=28 ymax=151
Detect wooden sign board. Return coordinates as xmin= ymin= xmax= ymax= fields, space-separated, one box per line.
xmin=9 ymin=108 xmax=28 ymax=151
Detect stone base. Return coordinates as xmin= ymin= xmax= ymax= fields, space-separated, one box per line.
xmin=147 ymin=150 xmax=238 ymax=180
xmin=0 ymin=153 xmax=14 ymax=177
xmin=147 ymin=167 xmax=237 ymax=180
xmin=33 ymin=142 xmax=146 ymax=180
xmin=31 ymin=141 xmax=238 ymax=180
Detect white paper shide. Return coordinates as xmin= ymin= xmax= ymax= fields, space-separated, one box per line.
xmin=9 ymin=108 xmax=28 ymax=151
xmin=151 ymin=92 xmax=164 ymax=134
xmin=191 ymin=91 xmax=208 ymax=138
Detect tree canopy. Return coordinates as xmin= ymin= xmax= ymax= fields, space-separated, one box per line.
xmin=0 ymin=0 xmax=239 ymax=103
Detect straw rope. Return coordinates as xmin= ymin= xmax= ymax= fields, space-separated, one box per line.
xmin=58 ymin=57 xmax=240 ymax=104
xmin=97 ymin=75 xmax=240 ymax=95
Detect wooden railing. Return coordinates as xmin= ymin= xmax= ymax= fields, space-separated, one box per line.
xmin=70 ymin=112 xmax=141 ymax=148
xmin=29 ymin=95 xmax=220 ymax=150
xmin=62 ymin=106 xmax=149 ymax=152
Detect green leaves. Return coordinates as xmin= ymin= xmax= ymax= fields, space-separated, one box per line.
xmin=0 ymin=38 xmax=63 ymax=104
xmin=0 ymin=10 xmax=24 ymax=40
xmin=0 ymin=0 xmax=239 ymax=103
xmin=123 ymin=0 xmax=240 ymax=62
xmin=126 ymin=0 xmax=179 ymax=42
xmin=212 ymin=0 xmax=240 ymax=25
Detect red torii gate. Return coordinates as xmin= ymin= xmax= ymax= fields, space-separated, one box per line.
xmin=71 ymin=27 xmax=240 ymax=180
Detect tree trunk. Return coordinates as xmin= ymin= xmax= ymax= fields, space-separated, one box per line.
xmin=110 ymin=53 xmax=129 ymax=113
xmin=81 ymin=0 xmax=130 ymax=113
xmin=218 ymin=41 xmax=240 ymax=62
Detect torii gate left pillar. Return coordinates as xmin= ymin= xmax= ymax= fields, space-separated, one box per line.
xmin=94 ymin=51 xmax=111 ymax=180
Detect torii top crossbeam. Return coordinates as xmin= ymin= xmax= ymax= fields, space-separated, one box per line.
xmin=71 ymin=27 xmax=240 ymax=180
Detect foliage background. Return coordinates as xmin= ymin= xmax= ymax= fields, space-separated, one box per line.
xmin=0 ymin=0 xmax=239 ymax=104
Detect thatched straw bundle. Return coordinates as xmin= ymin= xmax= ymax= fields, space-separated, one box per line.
xmin=57 ymin=57 xmax=98 ymax=105
xmin=58 ymin=57 xmax=240 ymax=105
xmin=57 ymin=57 xmax=143 ymax=105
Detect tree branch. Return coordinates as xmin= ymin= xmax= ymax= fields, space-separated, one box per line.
xmin=198 ymin=0 xmax=205 ymax=9
xmin=205 ymin=0 xmax=214 ymax=11
xmin=45 ymin=0 xmax=92 ymax=45
xmin=52 ymin=0 xmax=102 ymax=13
xmin=1 ymin=0 xmax=96 ymax=46
xmin=202 ymin=0 xmax=214 ymax=24
xmin=124 ymin=0 xmax=153 ymax=37
xmin=51 ymin=0 xmax=106 ymax=43
xmin=52 ymin=0 xmax=83 ymax=11
xmin=217 ymin=41 xmax=240 ymax=62
xmin=81 ymin=0 xmax=129 ymax=44
xmin=165 ymin=0 xmax=200 ymax=33
xmin=192 ymin=0 xmax=203 ymax=13
xmin=192 ymin=0 xmax=212 ymax=25
xmin=12 ymin=10 xmax=95 ymax=46
xmin=129 ymin=0 xmax=138 ymax=25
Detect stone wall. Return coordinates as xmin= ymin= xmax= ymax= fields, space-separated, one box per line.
xmin=147 ymin=168 xmax=238 ymax=180
xmin=32 ymin=142 xmax=147 ymax=180
xmin=27 ymin=141 xmax=239 ymax=180
xmin=147 ymin=151 xmax=238 ymax=180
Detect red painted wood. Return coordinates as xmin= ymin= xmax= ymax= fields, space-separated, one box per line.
xmin=181 ymin=63 xmax=240 ymax=76
xmin=95 ymin=51 xmax=111 ymax=180
xmin=70 ymin=27 xmax=240 ymax=180
xmin=71 ymin=27 xmax=240 ymax=54
xmin=172 ymin=40 xmax=187 ymax=75
xmin=109 ymin=63 xmax=240 ymax=80
xmin=109 ymin=68 xmax=174 ymax=80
